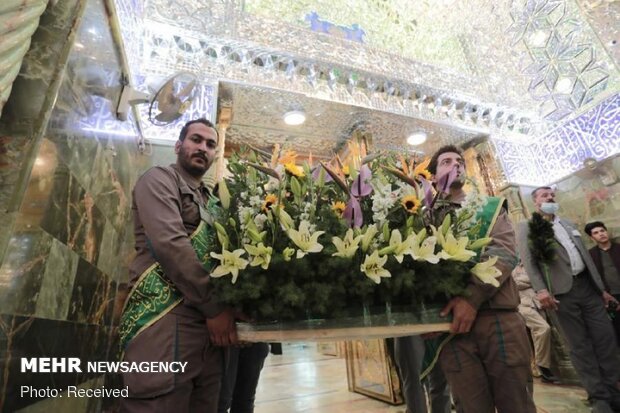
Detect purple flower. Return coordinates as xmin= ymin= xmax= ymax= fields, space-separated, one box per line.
xmin=350 ymin=165 xmax=373 ymax=197
xmin=343 ymin=196 xmax=363 ymax=228
xmin=312 ymin=165 xmax=333 ymax=182
xmin=419 ymin=177 xmax=434 ymax=207
xmin=436 ymin=166 xmax=458 ymax=194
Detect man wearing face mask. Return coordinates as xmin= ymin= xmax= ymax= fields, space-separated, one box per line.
xmin=517 ymin=187 xmax=620 ymax=413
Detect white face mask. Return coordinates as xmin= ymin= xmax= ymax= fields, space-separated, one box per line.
xmin=540 ymin=202 xmax=559 ymax=215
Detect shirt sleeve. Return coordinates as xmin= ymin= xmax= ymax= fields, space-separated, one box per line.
xmin=133 ymin=168 xmax=222 ymax=318
xmin=516 ymin=221 xmax=548 ymax=293
xmin=464 ymin=209 xmax=518 ymax=309
xmin=512 ymin=266 xmax=532 ymax=291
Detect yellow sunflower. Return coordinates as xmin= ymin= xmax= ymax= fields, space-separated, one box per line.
xmin=401 ymin=195 xmax=421 ymax=214
xmin=416 ymin=169 xmax=432 ymax=180
xmin=262 ymin=194 xmax=278 ymax=212
xmin=331 ymin=201 xmax=346 ymax=216
xmin=284 ymin=162 xmax=305 ymax=177
xmin=413 ymin=158 xmax=432 ymax=180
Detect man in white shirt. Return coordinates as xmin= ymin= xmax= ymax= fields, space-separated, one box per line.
xmin=517 ymin=187 xmax=620 ymax=413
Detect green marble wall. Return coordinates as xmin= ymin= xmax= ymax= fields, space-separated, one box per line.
xmin=0 ymin=0 xmax=151 ymax=411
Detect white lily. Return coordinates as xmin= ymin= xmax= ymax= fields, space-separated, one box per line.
xmin=360 ymin=250 xmax=391 ymax=284
xmin=273 ymin=207 xmax=294 ymax=230
xmin=332 ymin=228 xmax=362 ymax=258
xmin=436 ymin=232 xmax=477 ymax=262
xmin=282 ymin=247 xmax=295 ymax=262
xmin=360 ymin=224 xmax=379 ymax=252
xmin=244 ymin=243 xmax=273 ymax=270
xmin=410 ymin=231 xmax=440 ymax=264
xmin=387 ymin=230 xmax=414 ymax=264
xmin=471 ymin=256 xmax=502 ymax=287
xmin=286 ymin=220 xmax=325 ymax=258
xmin=210 ymin=249 xmax=249 ymax=284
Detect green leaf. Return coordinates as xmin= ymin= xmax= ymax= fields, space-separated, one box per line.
xmin=440 ymin=213 xmax=451 ymax=236
xmin=468 ymin=237 xmax=492 ymax=250
xmin=382 ymin=222 xmax=390 ymax=242
xmin=290 ymin=176 xmax=302 ymax=202
xmin=213 ymin=222 xmax=230 ymax=250
xmin=217 ymin=179 xmax=231 ymax=209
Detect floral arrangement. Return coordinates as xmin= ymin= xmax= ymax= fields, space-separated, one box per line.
xmin=206 ymin=143 xmax=502 ymax=322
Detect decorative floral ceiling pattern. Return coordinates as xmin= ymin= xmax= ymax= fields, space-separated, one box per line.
xmin=496 ymin=92 xmax=619 ymax=185
xmin=108 ymin=0 xmax=619 ymax=184
xmin=507 ymin=0 xmax=617 ymax=121
xmin=243 ymin=0 xmax=470 ymax=75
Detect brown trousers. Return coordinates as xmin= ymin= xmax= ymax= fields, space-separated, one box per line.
xmin=518 ymin=305 xmax=552 ymax=369
xmin=439 ymin=311 xmax=536 ymax=413
xmin=120 ymin=307 xmax=223 ymax=413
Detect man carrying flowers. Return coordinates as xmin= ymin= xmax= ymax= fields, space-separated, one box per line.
xmin=118 ymin=118 xmax=243 ymax=412
xmin=428 ymin=145 xmax=536 ymax=413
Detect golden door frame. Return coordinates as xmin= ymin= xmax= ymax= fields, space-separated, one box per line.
xmin=344 ymin=339 xmax=403 ymax=405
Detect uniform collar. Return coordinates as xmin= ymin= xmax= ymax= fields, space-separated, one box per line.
xmin=171 ymin=163 xmax=205 ymax=191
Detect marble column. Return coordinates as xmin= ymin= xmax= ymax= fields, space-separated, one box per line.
xmin=0 ymin=0 xmax=87 ymax=264
xmin=0 ymin=0 xmax=147 ymax=411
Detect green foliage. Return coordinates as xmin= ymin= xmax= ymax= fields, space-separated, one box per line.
xmin=528 ymin=212 xmax=557 ymax=265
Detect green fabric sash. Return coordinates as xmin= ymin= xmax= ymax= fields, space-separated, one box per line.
xmin=118 ymin=220 xmax=215 ymax=352
xmin=420 ymin=196 xmax=505 ymax=379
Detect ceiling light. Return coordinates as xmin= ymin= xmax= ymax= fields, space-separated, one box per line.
xmin=407 ymin=132 xmax=427 ymax=146
xmin=555 ymin=77 xmax=574 ymax=93
xmin=529 ymin=30 xmax=547 ymax=47
xmin=283 ymin=110 xmax=306 ymax=125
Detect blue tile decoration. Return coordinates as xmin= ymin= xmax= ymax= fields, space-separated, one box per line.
xmin=497 ymin=93 xmax=620 ymax=185
xmin=304 ymin=12 xmax=365 ymax=43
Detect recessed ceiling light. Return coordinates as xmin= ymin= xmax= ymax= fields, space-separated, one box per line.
xmin=283 ymin=110 xmax=306 ymax=125
xmin=555 ymin=77 xmax=574 ymax=93
xmin=529 ymin=30 xmax=547 ymax=47
xmin=407 ymin=132 xmax=427 ymax=146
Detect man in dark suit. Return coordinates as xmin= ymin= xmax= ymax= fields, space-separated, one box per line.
xmin=585 ymin=221 xmax=620 ymax=345
xmin=518 ymin=187 xmax=620 ymax=413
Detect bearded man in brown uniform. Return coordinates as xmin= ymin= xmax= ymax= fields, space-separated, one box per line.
xmin=119 ymin=118 xmax=243 ymax=413
xmin=429 ymin=145 xmax=536 ymax=413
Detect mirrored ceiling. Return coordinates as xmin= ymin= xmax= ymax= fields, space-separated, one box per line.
xmin=220 ymin=82 xmax=484 ymax=158
xmin=110 ymin=0 xmax=619 ymax=185
xmin=116 ymin=0 xmax=619 ymax=134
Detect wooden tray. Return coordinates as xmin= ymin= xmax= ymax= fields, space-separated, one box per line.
xmin=236 ymin=309 xmax=451 ymax=342
xmin=237 ymin=322 xmax=450 ymax=342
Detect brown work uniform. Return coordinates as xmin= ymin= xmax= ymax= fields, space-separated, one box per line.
xmin=438 ymin=207 xmax=536 ymax=413
xmin=121 ymin=164 xmax=223 ymax=413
